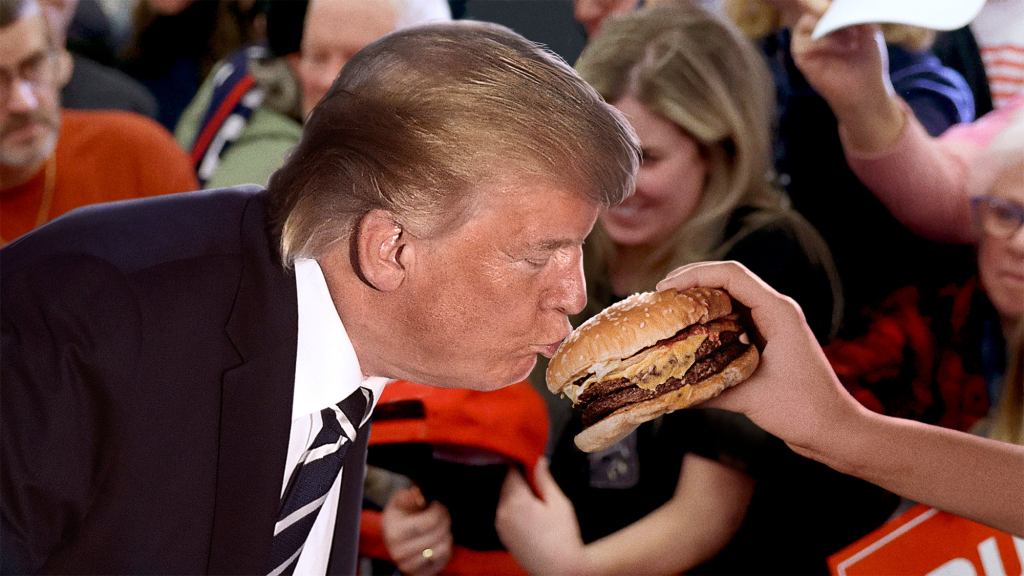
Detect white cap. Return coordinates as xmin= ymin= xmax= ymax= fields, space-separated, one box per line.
xmin=812 ymin=0 xmax=987 ymax=40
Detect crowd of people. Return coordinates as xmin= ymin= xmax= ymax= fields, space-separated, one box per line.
xmin=1 ymin=0 xmax=1021 ymax=574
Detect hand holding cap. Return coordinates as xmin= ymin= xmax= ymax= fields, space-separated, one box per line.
xmin=811 ymin=0 xmax=986 ymax=40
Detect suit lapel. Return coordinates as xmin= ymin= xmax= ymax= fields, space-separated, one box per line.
xmin=207 ymin=193 xmax=299 ymax=574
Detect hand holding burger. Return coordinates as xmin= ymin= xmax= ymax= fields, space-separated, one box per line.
xmin=654 ymin=260 xmax=856 ymax=457
xmin=547 ymin=286 xmax=760 ymax=452
xmin=652 ymin=261 xmax=1024 ymax=537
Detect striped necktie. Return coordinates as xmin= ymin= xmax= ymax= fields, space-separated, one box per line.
xmin=267 ymin=386 xmax=373 ymax=575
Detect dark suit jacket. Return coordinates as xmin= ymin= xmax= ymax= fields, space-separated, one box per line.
xmin=1 ymin=187 xmax=367 ymax=574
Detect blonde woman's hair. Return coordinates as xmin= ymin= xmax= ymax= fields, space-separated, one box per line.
xmin=723 ymin=0 xmax=935 ymax=50
xmin=988 ymin=319 xmax=1024 ymax=445
xmin=723 ymin=0 xmax=780 ymax=40
xmin=267 ymin=20 xmax=640 ymax=264
xmin=879 ymin=24 xmax=936 ymax=53
xmin=579 ymin=0 xmax=778 ymax=262
xmin=577 ymin=0 xmax=840 ymax=334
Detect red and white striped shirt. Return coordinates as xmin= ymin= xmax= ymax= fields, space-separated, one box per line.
xmin=972 ymin=0 xmax=1024 ymax=108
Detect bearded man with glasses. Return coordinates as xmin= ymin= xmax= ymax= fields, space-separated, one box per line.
xmin=0 ymin=0 xmax=196 ymax=245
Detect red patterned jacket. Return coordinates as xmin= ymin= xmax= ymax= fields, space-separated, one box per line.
xmin=825 ymin=277 xmax=1001 ymax=432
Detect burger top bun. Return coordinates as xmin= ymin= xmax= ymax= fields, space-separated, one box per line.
xmin=546 ymin=287 xmax=734 ymax=394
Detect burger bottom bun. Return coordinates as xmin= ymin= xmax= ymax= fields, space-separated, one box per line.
xmin=574 ymin=345 xmax=760 ymax=453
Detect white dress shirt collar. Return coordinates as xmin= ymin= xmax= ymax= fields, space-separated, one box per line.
xmin=293 ymin=258 xmax=387 ymax=420
xmin=285 ymin=259 xmax=388 ymax=574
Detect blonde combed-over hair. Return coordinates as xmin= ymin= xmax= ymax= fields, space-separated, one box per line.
xmin=268 ymin=20 xmax=640 ymax=264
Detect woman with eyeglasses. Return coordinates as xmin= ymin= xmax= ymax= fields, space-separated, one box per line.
xmin=788 ymin=1 xmax=1024 ymax=245
xmin=781 ymin=0 xmax=1024 ymax=445
xmin=825 ymin=113 xmax=1024 ymax=446
xmin=961 ymin=127 xmax=1023 ymax=444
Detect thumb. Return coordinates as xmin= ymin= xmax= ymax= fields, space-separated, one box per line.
xmin=532 ymin=457 xmax=564 ymax=502
xmin=499 ymin=465 xmax=536 ymax=511
xmin=389 ymin=485 xmax=426 ymax=512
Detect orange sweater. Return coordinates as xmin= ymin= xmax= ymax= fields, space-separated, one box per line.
xmin=1 ymin=109 xmax=198 ymax=244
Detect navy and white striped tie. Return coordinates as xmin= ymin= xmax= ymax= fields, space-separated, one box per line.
xmin=267 ymin=386 xmax=373 ymax=576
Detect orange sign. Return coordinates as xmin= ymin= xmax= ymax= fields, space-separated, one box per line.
xmin=829 ymin=504 xmax=1024 ymax=576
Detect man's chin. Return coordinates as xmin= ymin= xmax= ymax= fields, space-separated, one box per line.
xmin=512 ymin=355 xmax=539 ymax=384
xmin=409 ymin=353 xmax=538 ymax=392
xmin=474 ymin=356 xmax=538 ymax=391
xmin=0 ymin=135 xmax=57 ymax=172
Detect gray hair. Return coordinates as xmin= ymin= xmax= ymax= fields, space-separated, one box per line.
xmin=969 ymin=104 xmax=1024 ymax=198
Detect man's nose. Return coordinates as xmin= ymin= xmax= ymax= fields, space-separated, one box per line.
xmin=7 ymin=79 xmax=40 ymax=114
xmin=551 ymin=254 xmax=588 ymax=316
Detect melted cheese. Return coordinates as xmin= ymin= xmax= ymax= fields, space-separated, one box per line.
xmin=564 ymin=333 xmax=707 ymax=403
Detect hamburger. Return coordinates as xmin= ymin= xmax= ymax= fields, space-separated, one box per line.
xmin=547 ymin=287 xmax=760 ymax=452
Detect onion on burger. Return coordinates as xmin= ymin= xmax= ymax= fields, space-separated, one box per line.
xmin=547 ymin=287 xmax=760 ymax=452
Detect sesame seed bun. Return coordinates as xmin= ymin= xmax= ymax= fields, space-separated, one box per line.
xmin=546 ymin=287 xmax=734 ymax=394
xmin=547 ymin=287 xmax=759 ymax=453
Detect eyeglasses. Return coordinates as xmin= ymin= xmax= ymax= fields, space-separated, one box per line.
xmin=0 ymin=50 xmax=57 ymax=104
xmin=971 ymin=195 xmax=1024 ymax=240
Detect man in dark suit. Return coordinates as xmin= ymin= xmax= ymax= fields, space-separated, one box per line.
xmin=0 ymin=0 xmax=641 ymax=572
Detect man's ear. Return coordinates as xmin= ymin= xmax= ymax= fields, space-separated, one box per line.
xmin=55 ymin=49 xmax=73 ymax=88
xmin=354 ymin=210 xmax=411 ymax=292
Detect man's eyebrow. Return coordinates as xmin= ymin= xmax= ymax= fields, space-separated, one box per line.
xmin=1 ymin=49 xmax=47 ymax=75
xmin=535 ymin=238 xmax=582 ymax=251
